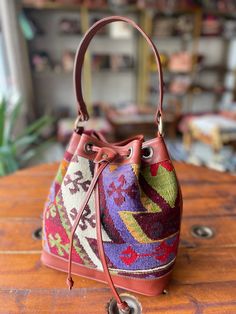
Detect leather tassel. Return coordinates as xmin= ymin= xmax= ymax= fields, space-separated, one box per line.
xmin=67 ymin=276 xmax=74 ymax=290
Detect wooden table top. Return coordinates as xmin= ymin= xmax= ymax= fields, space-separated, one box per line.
xmin=0 ymin=162 xmax=236 ymax=314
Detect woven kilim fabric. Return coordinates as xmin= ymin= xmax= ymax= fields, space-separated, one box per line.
xmin=42 ymin=136 xmax=182 ymax=279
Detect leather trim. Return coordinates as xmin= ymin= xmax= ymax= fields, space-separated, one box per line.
xmin=142 ymin=135 xmax=170 ymax=166
xmin=67 ymin=132 xmax=81 ymax=154
xmin=77 ymin=133 xmax=142 ymax=164
xmin=74 ymin=133 xmax=170 ymax=165
xmin=41 ymin=250 xmax=172 ymax=296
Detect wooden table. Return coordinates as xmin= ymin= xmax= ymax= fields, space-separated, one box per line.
xmin=0 ymin=162 xmax=236 ymax=313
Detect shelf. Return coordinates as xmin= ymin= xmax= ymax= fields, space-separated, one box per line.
xmin=199 ymin=35 xmax=236 ymax=41
xmin=152 ymin=35 xmax=192 ymax=40
xmin=58 ymin=33 xmax=83 ymax=37
xmin=92 ymin=69 xmax=135 ymax=74
xmin=23 ymin=2 xmax=82 ymax=11
xmin=198 ymin=65 xmax=230 ymax=73
xmin=23 ymin=2 xmax=236 ymax=17
xmin=33 ymin=33 xmax=133 ymax=41
xmin=22 ymin=2 xmax=140 ymax=13
xmin=23 ymin=1 xmax=236 ymax=114
xmin=149 ymin=65 xmax=232 ymax=77
xmin=32 ymin=70 xmax=71 ymax=77
xmin=152 ymin=8 xmax=236 ymax=18
xmin=201 ymin=9 xmax=236 ymax=18
xmin=149 ymin=85 xmax=233 ymax=97
xmin=152 ymin=34 xmax=236 ymax=41
xmin=23 ymin=2 xmax=93 ymax=11
xmin=33 ymin=69 xmax=135 ymax=76
xmin=190 ymin=86 xmax=233 ymax=94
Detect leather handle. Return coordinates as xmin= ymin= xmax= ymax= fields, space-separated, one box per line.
xmin=73 ymin=16 xmax=164 ymax=125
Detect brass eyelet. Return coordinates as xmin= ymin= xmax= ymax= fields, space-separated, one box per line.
xmin=126 ymin=147 xmax=133 ymax=159
xmin=84 ymin=142 xmax=94 ymax=154
xmin=142 ymin=146 xmax=153 ymax=159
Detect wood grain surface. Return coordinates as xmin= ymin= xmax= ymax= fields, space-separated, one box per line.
xmin=0 ymin=162 xmax=236 ymax=313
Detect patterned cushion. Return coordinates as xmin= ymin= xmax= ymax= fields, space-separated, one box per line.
xmin=191 ymin=114 xmax=236 ymax=135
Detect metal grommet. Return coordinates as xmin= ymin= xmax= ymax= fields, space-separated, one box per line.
xmin=191 ymin=225 xmax=214 ymax=239
xmin=32 ymin=227 xmax=42 ymax=240
xmin=142 ymin=146 xmax=153 ymax=159
xmin=126 ymin=147 xmax=133 ymax=159
xmin=106 ymin=294 xmax=142 ymax=314
xmin=84 ymin=142 xmax=94 ymax=154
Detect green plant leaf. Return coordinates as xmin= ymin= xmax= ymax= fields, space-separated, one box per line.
xmin=18 ymin=148 xmax=36 ymax=164
xmin=18 ymin=138 xmax=55 ymax=166
xmin=0 ymin=161 xmax=6 ymax=177
xmin=5 ymin=154 xmax=18 ymax=173
xmin=0 ymin=98 xmax=7 ymax=146
xmin=4 ymin=101 xmax=21 ymax=144
xmin=19 ymin=115 xmax=54 ymax=137
xmin=0 ymin=152 xmax=18 ymax=175
xmin=12 ymin=134 xmax=38 ymax=153
xmin=0 ymin=145 xmax=12 ymax=154
xmin=0 ymin=97 xmax=54 ymax=175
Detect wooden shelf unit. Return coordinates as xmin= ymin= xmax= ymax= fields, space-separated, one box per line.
xmin=22 ymin=2 xmax=236 ymax=117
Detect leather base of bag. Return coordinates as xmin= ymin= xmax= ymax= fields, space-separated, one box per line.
xmin=41 ymin=250 xmax=172 ymax=296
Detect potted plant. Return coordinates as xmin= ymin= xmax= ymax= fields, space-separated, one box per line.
xmin=0 ymin=97 xmax=54 ymax=176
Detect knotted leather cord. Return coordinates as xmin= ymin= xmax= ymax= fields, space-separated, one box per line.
xmin=67 ymin=147 xmax=130 ymax=312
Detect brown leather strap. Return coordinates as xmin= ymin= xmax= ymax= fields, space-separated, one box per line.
xmin=73 ymin=16 xmax=164 ymax=125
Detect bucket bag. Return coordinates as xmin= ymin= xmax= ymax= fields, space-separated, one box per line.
xmin=41 ymin=16 xmax=183 ymax=313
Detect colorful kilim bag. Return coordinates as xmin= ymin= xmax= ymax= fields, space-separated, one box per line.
xmin=41 ymin=16 xmax=183 ymax=312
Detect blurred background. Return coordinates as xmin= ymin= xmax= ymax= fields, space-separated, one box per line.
xmin=0 ymin=0 xmax=236 ymax=176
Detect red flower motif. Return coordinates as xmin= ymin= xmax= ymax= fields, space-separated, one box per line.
xmin=108 ymin=175 xmax=137 ymax=206
xmin=120 ymin=246 xmax=138 ymax=266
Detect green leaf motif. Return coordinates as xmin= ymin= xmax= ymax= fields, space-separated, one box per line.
xmin=141 ymin=164 xmax=178 ymax=209
xmin=48 ymin=233 xmax=69 ymax=256
xmin=46 ymin=203 xmax=57 ymax=219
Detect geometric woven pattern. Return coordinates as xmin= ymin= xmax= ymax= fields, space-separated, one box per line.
xmin=43 ymin=136 xmax=182 ymax=279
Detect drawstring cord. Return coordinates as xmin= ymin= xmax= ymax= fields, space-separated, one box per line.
xmin=67 ymin=146 xmax=130 ymax=312
xmin=66 ymin=159 xmax=109 ymax=289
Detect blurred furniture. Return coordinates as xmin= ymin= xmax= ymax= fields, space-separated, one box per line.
xmin=104 ymin=103 xmax=156 ymax=139
xmin=57 ymin=116 xmax=113 ymax=144
xmin=163 ymin=99 xmax=182 ymax=138
xmin=1 ymin=162 xmax=236 ymax=312
xmin=183 ymin=114 xmax=236 ymax=152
